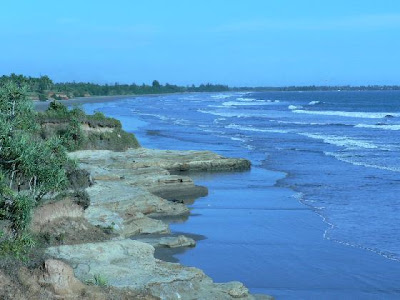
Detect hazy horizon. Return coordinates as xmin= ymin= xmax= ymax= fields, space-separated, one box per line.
xmin=1 ymin=1 xmax=399 ymax=86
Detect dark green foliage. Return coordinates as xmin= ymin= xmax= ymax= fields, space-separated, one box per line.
xmin=62 ymin=117 xmax=86 ymax=151
xmin=81 ymin=128 xmax=140 ymax=151
xmin=1 ymin=73 xmax=231 ymax=98
xmin=48 ymin=100 xmax=69 ymax=115
xmin=67 ymin=168 xmax=92 ymax=190
xmin=4 ymin=73 xmax=400 ymax=97
xmin=2 ymin=194 xmax=33 ymax=233
xmin=2 ymin=132 xmax=70 ymax=199
xmin=71 ymin=190 xmax=91 ymax=210
xmin=0 ymin=82 xmax=37 ymax=132
xmin=0 ymin=83 xmax=72 ymax=259
xmin=152 ymin=80 xmax=161 ymax=88
xmin=38 ymin=102 xmax=140 ymax=151
xmin=37 ymin=102 xmax=87 ymax=151
xmin=38 ymin=93 xmax=47 ymax=101
xmin=0 ymin=74 xmax=54 ymax=94
xmin=0 ymin=232 xmax=36 ymax=260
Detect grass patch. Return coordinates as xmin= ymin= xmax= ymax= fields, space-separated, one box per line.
xmin=86 ymin=274 xmax=108 ymax=287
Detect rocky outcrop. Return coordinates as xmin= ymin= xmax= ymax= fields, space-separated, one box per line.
xmin=46 ymin=239 xmax=256 ymax=299
xmin=0 ymin=260 xmax=157 ymax=300
xmin=39 ymin=148 xmax=270 ymax=299
xmin=134 ymin=235 xmax=196 ymax=248
xmin=70 ymin=148 xmax=251 ymax=173
xmin=68 ymin=148 xmax=250 ymax=237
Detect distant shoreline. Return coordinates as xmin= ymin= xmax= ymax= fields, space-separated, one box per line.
xmin=34 ymin=93 xmax=184 ymax=112
xmin=34 ymin=88 xmax=400 ymax=112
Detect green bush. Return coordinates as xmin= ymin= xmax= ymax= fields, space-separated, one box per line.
xmin=38 ymin=93 xmax=47 ymax=101
xmin=38 ymin=102 xmax=139 ymax=151
xmin=86 ymin=274 xmax=108 ymax=287
xmin=47 ymin=100 xmax=69 ymax=116
xmin=0 ymin=232 xmax=36 ymax=260
xmin=0 ymin=83 xmax=73 ymax=258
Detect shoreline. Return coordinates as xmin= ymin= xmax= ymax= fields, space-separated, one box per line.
xmin=28 ymin=97 xmax=272 ymax=298
xmin=106 ymin=93 xmax=400 ymax=299
xmin=41 ymin=147 xmax=267 ymax=299
xmin=34 ymin=92 xmax=195 ymax=112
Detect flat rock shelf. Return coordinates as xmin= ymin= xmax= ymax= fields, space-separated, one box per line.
xmin=43 ymin=148 xmax=272 ymax=299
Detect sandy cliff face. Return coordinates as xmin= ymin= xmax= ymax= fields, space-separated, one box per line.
xmin=39 ymin=121 xmax=140 ymax=151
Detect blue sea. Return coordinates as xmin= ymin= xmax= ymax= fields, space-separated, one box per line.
xmin=83 ymin=91 xmax=400 ymax=299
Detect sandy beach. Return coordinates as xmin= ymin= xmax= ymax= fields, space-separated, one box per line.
xmin=34 ymin=93 xmax=188 ymax=112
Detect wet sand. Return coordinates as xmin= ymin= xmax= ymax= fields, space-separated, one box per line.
xmin=171 ymin=167 xmax=400 ymax=299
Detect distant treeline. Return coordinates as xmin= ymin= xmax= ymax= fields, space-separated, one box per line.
xmin=232 ymin=85 xmax=400 ymax=92
xmin=1 ymin=74 xmax=399 ymax=101
xmin=0 ymin=74 xmax=229 ymax=100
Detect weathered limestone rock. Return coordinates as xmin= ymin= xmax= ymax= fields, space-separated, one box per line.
xmin=5 ymin=260 xmax=109 ymax=300
xmin=83 ymin=181 xmax=186 ymax=236
xmin=38 ymin=259 xmax=97 ymax=298
xmin=70 ymin=148 xmax=251 ymax=173
xmin=46 ymin=239 xmax=256 ymax=299
xmin=159 ymin=235 xmax=196 ymax=248
xmin=136 ymin=234 xmax=196 ymax=249
xmin=39 ymin=148 xmax=268 ymax=299
xmin=67 ymin=148 xmax=249 ymax=238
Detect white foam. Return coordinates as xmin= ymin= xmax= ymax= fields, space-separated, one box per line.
xmin=277 ymin=120 xmax=340 ymax=126
xmin=288 ymin=105 xmax=303 ymax=110
xmin=211 ymin=94 xmax=232 ymax=99
xmin=226 ymin=124 xmax=290 ymax=134
xmin=173 ymin=119 xmax=190 ymax=125
xmin=197 ymin=110 xmax=252 ymax=118
xmin=354 ymin=124 xmax=400 ymax=131
xmin=236 ymin=97 xmax=257 ymax=102
xmin=292 ymin=110 xmax=399 ymax=119
xmin=139 ymin=113 xmax=169 ymax=121
xmin=230 ymin=136 xmax=247 ymax=142
xmin=298 ymin=133 xmax=379 ymax=149
xmin=308 ymin=101 xmax=321 ymax=105
xmin=324 ymin=152 xmax=400 ymax=172
xmin=222 ymin=101 xmax=271 ymax=107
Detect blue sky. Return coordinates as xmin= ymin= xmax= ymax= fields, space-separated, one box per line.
xmin=1 ymin=1 xmax=399 ymax=86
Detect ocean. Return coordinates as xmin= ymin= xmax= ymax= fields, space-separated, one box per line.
xmin=82 ymin=90 xmax=400 ymax=299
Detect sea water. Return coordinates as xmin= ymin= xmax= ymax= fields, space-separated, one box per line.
xmin=83 ymin=91 xmax=400 ymax=299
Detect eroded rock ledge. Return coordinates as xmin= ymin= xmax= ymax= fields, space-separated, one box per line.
xmin=39 ymin=148 xmax=272 ymax=299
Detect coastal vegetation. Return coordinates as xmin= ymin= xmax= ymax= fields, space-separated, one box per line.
xmin=0 ymin=80 xmax=139 ymax=260
xmin=0 ymin=82 xmax=72 ymax=258
xmin=1 ymin=74 xmax=229 ymax=101
xmin=37 ymin=101 xmax=140 ymax=151
xmin=0 ymin=78 xmax=258 ymax=299
xmin=2 ymin=74 xmax=399 ymax=103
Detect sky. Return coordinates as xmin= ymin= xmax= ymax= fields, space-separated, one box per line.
xmin=1 ymin=0 xmax=400 ymax=86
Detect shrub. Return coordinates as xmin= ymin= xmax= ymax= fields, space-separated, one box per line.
xmin=0 ymin=232 xmax=36 ymax=260
xmin=47 ymin=100 xmax=69 ymax=116
xmin=71 ymin=190 xmax=90 ymax=210
xmin=38 ymin=93 xmax=47 ymax=101
xmin=0 ymin=83 xmax=73 ymax=258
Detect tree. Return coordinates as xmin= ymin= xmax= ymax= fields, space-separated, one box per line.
xmin=38 ymin=75 xmax=53 ymax=92
xmin=152 ymin=80 xmax=161 ymax=89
